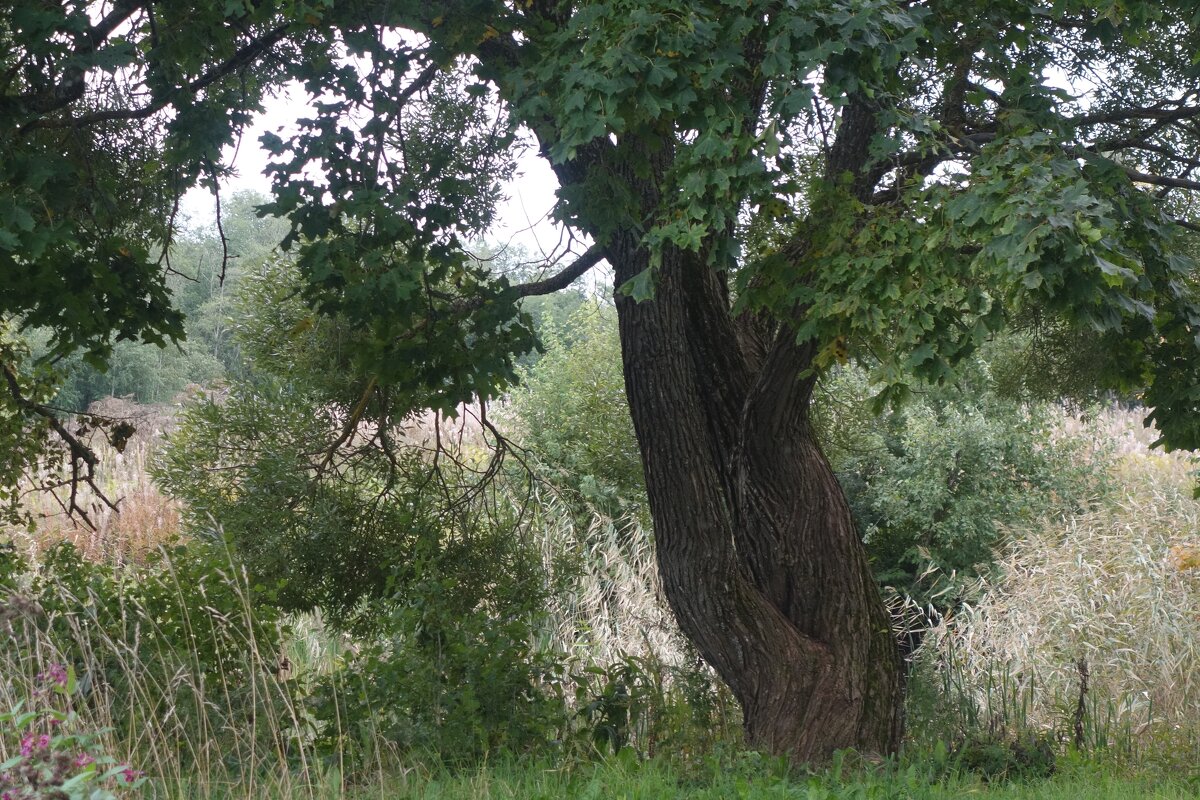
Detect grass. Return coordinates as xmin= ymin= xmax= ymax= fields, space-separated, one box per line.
xmin=299 ymin=753 xmax=1200 ymax=800
xmin=0 ymin=541 xmax=323 ymax=800
xmin=5 ymin=403 xmax=1200 ymax=798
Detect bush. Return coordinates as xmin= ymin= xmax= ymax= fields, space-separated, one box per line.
xmin=312 ymin=566 xmax=568 ymax=767
xmin=508 ymin=302 xmax=646 ymax=521
xmin=156 ymin=376 xmax=444 ymax=626
xmin=816 ymin=362 xmax=1106 ymax=608
xmin=953 ymin=731 xmax=1057 ymax=782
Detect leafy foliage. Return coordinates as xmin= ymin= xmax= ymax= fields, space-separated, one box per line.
xmin=817 ymin=363 xmax=1106 ymax=607
xmin=0 ymin=0 xmax=302 ymax=365
xmin=155 ymin=254 xmax=544 ymax=629
xmin=6 ymin=0 xmax=1200 ymax=762
xmin=309 ymin=560 xmax=564 ymax=766
xmin=25 ymin=193 xmax=292 ymax=409
xmin=2 ymin=0 xmax=1198 ymax=462
xmin=509 ymin=302 xmax=646 ymax=520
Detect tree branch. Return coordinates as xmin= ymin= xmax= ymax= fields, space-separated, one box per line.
xmin=14 ymin=0 xmax=144 ymax=114
xmin=1070 ymin=97 xmax=1200 ymax=129
xmin=19 ymin=21 xmax=292 ymax=134
xmin=511 ymin=244 xmax=605 ymax=298
xmin=1122 ymin=168 xmax=1200 ymax=192
xmin=0 ymin=360 xmax=117 ymax=529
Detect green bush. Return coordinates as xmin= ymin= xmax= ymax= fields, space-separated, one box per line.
xmin=571 ymin=651 xmax=741 ymax=761
xmin=816 ymin=363 xmax=1105 ymax=607
xmin=309 ymin=544 xmax=566 ymax=767
xmin=154 ymin=375 xmax=453 ymax=626
xmin=953 ymin=732 xmax=1057 ymax=783
xmin=508 ymin=302 xmax=646 ymax=521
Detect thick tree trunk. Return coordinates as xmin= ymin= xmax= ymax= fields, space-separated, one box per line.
xmin=607 ymin=236 xmax=903 ymax=762
xmin=536 ymin=93 xmax=902 ymax=761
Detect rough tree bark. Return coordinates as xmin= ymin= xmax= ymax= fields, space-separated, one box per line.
xmin=562 ymin=101 xmax=904 ymax=762
xmin=608 ymin=243 xmax=903 ymax=761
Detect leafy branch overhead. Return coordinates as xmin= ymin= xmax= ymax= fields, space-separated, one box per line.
xmin=4 ymin=0 xmax=1200 ymax=428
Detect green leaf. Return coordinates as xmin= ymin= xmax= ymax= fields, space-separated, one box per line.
xmin=618 ymin=268 xmax=656 ymax=302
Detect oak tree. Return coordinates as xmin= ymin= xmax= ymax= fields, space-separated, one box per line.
xmin=5 ymin=0 xmax=1200 ymax=760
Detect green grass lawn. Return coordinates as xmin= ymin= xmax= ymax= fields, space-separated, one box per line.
xmin=322 ymin=753 xmax=1199 ymax=800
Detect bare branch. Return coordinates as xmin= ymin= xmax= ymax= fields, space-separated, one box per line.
xmin=1070 ymin=97 xmax=1200 ymax=129
xmin=511 ymin=244 xmax=605 ymax=298
xmin=1091 ymin=140 xmax=1200 ymax=174
xmin=0 ymin=361 xmax=118 ymax=529
xmin=1122 ymin=168 xmax=1200 ymax=192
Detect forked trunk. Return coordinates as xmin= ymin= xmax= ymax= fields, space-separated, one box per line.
xmin=547 ymin=96 xmax=903 ymax=760
xmin=609 ymin=239 xmax=903 ymax=761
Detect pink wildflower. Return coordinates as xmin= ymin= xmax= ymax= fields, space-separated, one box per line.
xmin=19 ymin=733 xmax=50 ymax=756
xmin=120 ymin=767 xmax=143 ymax=783
xmin=74 ymin=752 xmax=95 ymax=768
xmin=40 ymin=663 xmax=68 ymax=688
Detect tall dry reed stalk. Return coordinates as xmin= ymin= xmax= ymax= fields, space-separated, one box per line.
xmin=921 ymin=409 xmax=1200 ymax=762
xmin=530 ymin=493 xmax=686 ymax=669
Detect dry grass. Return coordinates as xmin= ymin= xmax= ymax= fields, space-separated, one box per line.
xmin=923 ymin=408 xmax=1200 ymax=758
xmin=6 ymin=397 xmax=183 ymax=563
xmin=532 ymin=494 xmax=688 ymax=669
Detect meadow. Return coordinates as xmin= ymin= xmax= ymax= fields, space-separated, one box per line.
xmin=3 ymin=393 xmax=1199 ymax=799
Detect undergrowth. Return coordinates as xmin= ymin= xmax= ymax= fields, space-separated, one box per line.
xmin=3 ymin=402 xmax=1200 ymax=798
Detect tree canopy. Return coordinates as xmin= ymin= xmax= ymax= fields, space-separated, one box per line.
xmin=4 ymin=0 xmax=1200 ymax=760
xmin=5 ymin=1 xmax=1200 ymax=422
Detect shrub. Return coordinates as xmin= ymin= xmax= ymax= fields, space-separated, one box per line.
xmin=154 ymin=376 xmax=455 ymax=626
xmin=507 ymin=302 xmax=646 ymax=522
xmin=816 ymin=362 xmax=1107 ymax=608
xmin=309 ymin=546 xmax=566 ymax=767
xmin=952 ymin=731 xmax=1057 ymax=782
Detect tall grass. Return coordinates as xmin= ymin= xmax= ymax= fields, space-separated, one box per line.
xmin=0 ymin=542 xmax=335 ymax=799
xmin=919 ymin=410 xmax=1200 ymax=767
